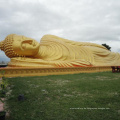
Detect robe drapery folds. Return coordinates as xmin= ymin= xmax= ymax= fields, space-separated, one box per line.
xmin=8 ymin=35 xmax=120 ymax=67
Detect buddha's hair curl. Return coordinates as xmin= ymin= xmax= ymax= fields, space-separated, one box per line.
xmin=0 ymin=34 xmax=22 ymax=58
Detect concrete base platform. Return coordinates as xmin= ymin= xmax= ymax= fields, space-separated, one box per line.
xmin=0 ymin=66 xmax=111 ymax=78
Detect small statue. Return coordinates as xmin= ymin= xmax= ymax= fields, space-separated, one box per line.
xmin=0 ymin=34 xmax=120 ymax=67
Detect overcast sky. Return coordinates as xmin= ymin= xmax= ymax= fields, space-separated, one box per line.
xmin=0 ymin=0 xmax=120 ymax=62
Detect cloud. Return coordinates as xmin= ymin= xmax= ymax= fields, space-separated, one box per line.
xmin=0 ymin=51 xmax=10 ymax=62
xmin=0 ymin=0 xmax=120 ymax=62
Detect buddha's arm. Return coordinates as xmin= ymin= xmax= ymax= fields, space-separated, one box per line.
xmin=36 ymin=35 xmax=96 ymax=63
xmin=40 ymin=34 xmax=107 ymax=50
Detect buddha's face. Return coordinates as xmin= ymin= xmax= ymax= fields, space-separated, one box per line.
xmin=12 ymin=34 xmax=40 ymax=56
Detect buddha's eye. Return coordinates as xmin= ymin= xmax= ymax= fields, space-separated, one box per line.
xmin=22 ymin=40 xmax=33 ymax=44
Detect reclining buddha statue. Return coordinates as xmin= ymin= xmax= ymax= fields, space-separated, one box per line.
xmin=0 ymin=34 xmax=120 ymax=67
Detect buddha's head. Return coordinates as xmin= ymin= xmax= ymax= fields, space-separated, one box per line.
xmin=0 ymin=34 xmax=40 ymax=58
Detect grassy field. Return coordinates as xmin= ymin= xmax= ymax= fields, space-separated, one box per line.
xmin=5 ymin=72 xmax=120 ymax=120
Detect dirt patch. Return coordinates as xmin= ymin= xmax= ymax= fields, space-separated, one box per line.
xmin=52 ymin=79 xmax=70 ymax=86
xmin=96 ymin=76 xmax=112 ymax=81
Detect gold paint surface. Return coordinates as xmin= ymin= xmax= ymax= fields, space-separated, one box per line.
xmin=0 ymin=34 xmax=120 ymax=67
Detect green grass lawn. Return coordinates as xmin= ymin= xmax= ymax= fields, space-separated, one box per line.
xmin=5 ymin=72 xmax=120 ymax=120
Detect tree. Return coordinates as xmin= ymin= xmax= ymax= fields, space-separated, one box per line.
xmin=102 ymin=43 xmax=111 ymax=51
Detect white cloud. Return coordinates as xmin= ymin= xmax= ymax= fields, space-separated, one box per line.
xmin=0 ymin=51 xmax=10 ymax=62
xmin=0 ymin=0 xmax=120 ymax=62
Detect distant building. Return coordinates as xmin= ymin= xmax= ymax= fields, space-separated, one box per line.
xmin=0 ymin=61 xmax=8 ymax=67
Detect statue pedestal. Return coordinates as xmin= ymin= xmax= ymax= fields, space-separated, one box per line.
xmin=0 ymin=66 xmax=111 ymax=78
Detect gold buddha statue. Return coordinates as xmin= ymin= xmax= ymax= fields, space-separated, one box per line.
xmin=0 ymin=34 xmax=120 ymax=67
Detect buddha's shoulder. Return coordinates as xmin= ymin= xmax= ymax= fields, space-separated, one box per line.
xmin=41 ymin=34 xmax=66 ymax=40
xmin=41 ymin=34 xmax=73 ymax=43
xmin=40 ymin=34 xmax=107 ymax=50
